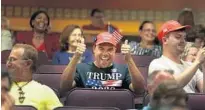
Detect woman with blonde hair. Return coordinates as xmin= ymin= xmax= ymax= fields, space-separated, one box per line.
xmin=181 ymin=42 xmax=199 ymax=63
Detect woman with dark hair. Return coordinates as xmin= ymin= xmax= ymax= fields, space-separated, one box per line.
xmin=15 ymin=10 xmax=59 ymax=59
xmin=178 ymin=8 xmax=195 ymax=27
xmin=129 ymin=21 xmax=162 ymax=58
xmin=52 ymin=25 xmax=93 ymax=65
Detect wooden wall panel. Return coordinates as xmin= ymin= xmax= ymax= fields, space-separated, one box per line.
xmin=2 ymin=0 xmax=205 ymax=10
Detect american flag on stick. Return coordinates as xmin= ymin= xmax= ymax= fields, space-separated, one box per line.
xmin=108 ymin=22 xmax=123 ymax=43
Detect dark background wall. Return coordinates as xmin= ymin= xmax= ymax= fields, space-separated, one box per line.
xmin=2 ymin=0 xmax=205 ymax=10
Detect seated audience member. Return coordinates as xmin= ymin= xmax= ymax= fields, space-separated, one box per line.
xmin=7 ymin=44 xmax=62 ymax=110
xmin=146 ymin=70 xmax=175 ymax=96
xmin=194 ymin=36 xmax=205 ymax=49
xmin=60 ymin=32 xmax=145 ymax=95
xmin=178 ymin=8 xmax=195 ymax=27
xmin=1 ymin=72 xmax=14 ymax=110
xmin=129 ymin=21 xmax=162 ymax=58
xmin=1 ymin=16 xmax=13 ymax=51
xmin=82 ymin=8 xmax=117 ymax=31
xmin=15 ymin=10 xmax=59 ymax=59
xmin=144 ymin=80 xmax=188 ymax=110
xmin=181 ymin=42 xmax=199 ymax=63
xmin=52 ymin=25 xmax=93 ymax=65
xmin=149 ymin=20 xmax=205 ymax=93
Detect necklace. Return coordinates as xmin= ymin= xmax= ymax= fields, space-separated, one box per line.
xmin=14 ymin=81 xmax=31 ymax=103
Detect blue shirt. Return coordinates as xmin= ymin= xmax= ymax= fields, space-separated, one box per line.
xmin=52 ymin=49 xmax=93 ymax=65
xmin=142 ymin=104 xmax=152 ymax=110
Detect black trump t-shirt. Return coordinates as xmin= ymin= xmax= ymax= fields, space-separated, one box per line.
xmin=74 ymin=62 xmax=131 ymax=90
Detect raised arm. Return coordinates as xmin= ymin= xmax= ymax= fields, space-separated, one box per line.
xmin=175 ymin=47 xmax=205 ymax=90
xmin=60 ymin=38 xmax=86 ymax=94
xmin=121 ymin=40 xmax=145 ymax=94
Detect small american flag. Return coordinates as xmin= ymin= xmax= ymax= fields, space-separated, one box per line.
xmin=86 ymin=79 xmax=103 ymax=87
xmin=108 ymin=25 xmax=123 ymax=43
xmin=86 ymin=79 xmax=122 ymax=87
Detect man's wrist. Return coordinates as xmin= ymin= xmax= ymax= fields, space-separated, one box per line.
xmin=125 ymin=53 xmax=132 ymax=62
xmin=193 ymin=60 xmax=201 ymax=66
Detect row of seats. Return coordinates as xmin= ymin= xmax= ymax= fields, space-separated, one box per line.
xmin=1 ymin=50 xmax=156 ymax=67
xmin=1 ymin=64 xmax=148 ymax=94
xmin=12 ymin=89 xmax=205 ymax=110
xmin=14 ymin=105 xmax=120 ymax=110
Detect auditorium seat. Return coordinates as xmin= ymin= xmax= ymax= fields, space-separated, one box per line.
xmin=32 ymin=73 xmax=61 ymax=97
xmin=37 ymin=51 xmax=51 ymax=66
xmin=36 ymin=65 xmax=66 ymax=74
xmin=143 ymin=93 xmax=150 ymax=106
xmin=113 ymin=54 xmax=156 ymax=67
xmin=13 ymin=105 xmax=37 ymax=110
xmin=34 ymin=65 xmax=66 ymax=97
xmin=1 ymin=50 xmax=11 ymax=64
xmin=65 ymin=88 xmax=135 ymax=110
xmin=138 ymin=66 xmax=149 ymax=85
xmin=187 ymin=93 xmax=205 ymax=110
xmin=54 ymin=106 xmax=120 ymax=110
xmin=1 ymin=64 xmax=7 ymax=72
xmin=143 ymin=93 xmax=205 ymax=110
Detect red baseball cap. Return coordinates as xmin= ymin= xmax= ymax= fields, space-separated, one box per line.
xmin=158 ymin=20 xmax=191 ymax=43
xmin=95 ymin=32 xmax=117 ymax=46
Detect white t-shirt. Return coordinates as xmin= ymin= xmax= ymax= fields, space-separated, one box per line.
xmin=149 ymin=55 xmax=203 ymax=93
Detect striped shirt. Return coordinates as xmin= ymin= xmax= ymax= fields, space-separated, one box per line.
xmin=129 ymin=41 xmax=162 ymax=58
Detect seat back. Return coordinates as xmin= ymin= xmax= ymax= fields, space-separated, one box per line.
xmin=138 ymin=66 xmax=148 ymax=85
xmin=54 ymin=106 xmax=120 ymax=110
xmin=13 ymin=105 xmax=37 ymax=110
xmin=1 ymin=50 xmax=11 ymax=64
xmin=34 ymin=65 xmax=66 ymax=96
xmin=37 ymin=51 xmax=50 ymax=66
xmin=36 ymin=65 xmax=66 ymax=74
xmin=1 ymin=64 xmax=7 ymax=72
xmin=33 ymin=73 xmax=61 ymax=92
xmin=143 ymin=93 xmax=150 ymax=106
xmin=114 ymin=54 xmax=156 ymax=67
xmin=65 ymin=88 xmax=135 ymax=110
xmin=187 ymin=93 xmax=205 ymax=110
xmin=143 ymin=93 xmax=205 ymax=110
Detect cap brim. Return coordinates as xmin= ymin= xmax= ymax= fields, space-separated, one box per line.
xmin=96 ymin=41 xmax=116 ymax=46
xmin=169 ymin=25 xmax=191 ymax=32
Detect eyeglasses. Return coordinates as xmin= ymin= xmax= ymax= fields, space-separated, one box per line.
xmin=7 ymin=57 xmax=29 ymax=63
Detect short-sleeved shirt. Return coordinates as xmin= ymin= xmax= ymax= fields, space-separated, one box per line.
xmin=1 ymin=30 xmax=13 ymax=51
xmin=74 ymin=62 xmax=131 ymax=90
xmin=10 ymin=80 xmax=62 ymax=110
xmin=52 ymin=49 xmax=93 ymax=65
xmin=129 ymin=42 xmax=162 ymax=58
xmin=149 ymin=55 xmax=203 ymax=93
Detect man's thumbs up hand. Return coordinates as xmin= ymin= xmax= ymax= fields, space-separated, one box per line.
xmin=75 ymin=37 xmax=86 ymax=56
xmin=121 ymin=39 xmax=131 ymax=55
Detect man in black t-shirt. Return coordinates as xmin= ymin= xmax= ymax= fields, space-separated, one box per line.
xmin=60 ymin=32 xmax=145 ymax=94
